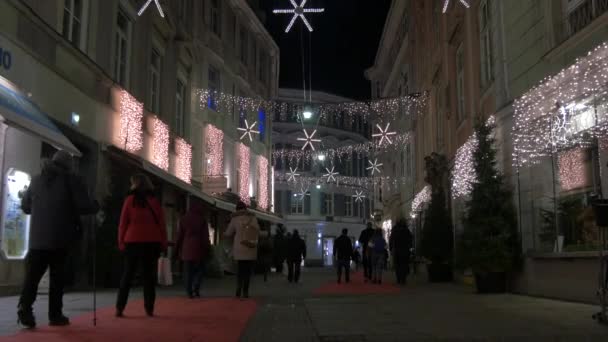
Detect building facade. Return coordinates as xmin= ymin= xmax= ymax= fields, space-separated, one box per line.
xmin=272 ymin=89 xmax=372 ymax=266
xmin=0 ymin=0 xmax=280 ymax=293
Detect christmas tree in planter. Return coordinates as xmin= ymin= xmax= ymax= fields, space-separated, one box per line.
xmin=458 ymin=118 xmax=520 ymax=293
xmin=420 ymin=152 xmax=454 ymax=282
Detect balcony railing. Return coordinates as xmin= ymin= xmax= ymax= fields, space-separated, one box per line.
xmin=564 ymin=0 xmax=608 ymax=39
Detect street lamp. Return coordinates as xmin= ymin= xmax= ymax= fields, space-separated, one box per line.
xmin=317 ymin=154 xmax=326 ymax=161
xmin=303 ymin=106 xmax=313 ymax=120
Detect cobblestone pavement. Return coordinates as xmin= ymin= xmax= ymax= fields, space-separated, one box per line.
xmin=1 ymin=268 xmax=608 ymax=341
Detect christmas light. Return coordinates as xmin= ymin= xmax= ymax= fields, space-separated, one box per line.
xmin=119 ymin=90 xmax=144 ymax=153
xmin=237 ymin=143 xmax=251 ymax=204
xmin=295 ymin=185 xmax=310 ymax=200
xmin=297 ymin=129 xmax=321 ymax=151
xmin=175 ymin=138 xmax=192 ymax=183
xmin=367 ymin=159 xmax=383 ymax=175
xmin=138 ymin=0 xmax=165 ymax=17
xmin=205 ymin=124 xmax=224 ymax=176
xmin=152 ymin=117 xmax=169 ymax=171
xmin=275 ymin=172 xmax=407 ymax=191
xmin=323 ymin=167 xmax=339 ymax=183
xmin=411 ymin=186 xmax=431 ymax=218
xmin=258 ymin=156 xmax=269 ymax=210
xmin=273 ymin=0 xmax=325 ymax=33
xmin=443 ymin=0 xmax=470 ymax=13
xmin=513 ymin=42 xmax=608 ymax=168
xmin=353 ymin=190 xmax=365 ymax=203
xmin=238 ymin=120 xmax=260 ymax=142
xmin=558 ymin=148 xmax=588 ymax=191
xmin=287 ymin=167 xmax=300 ymax=182
xmin=372 ymin=123 xmax=397 ymax=145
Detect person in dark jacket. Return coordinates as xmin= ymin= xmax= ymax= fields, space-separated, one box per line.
xmin=369 ymin=229 xmax=388 ymax=284
xmin=175 ymin=197 xmax=210 ymax=298
xmin=116 ymin=174 xmax=168 ymax=317
xmin=18 ymin=151 xmax=99 ymax=328
xmin=389 ymin=218 xmax=413 ymax=285
xmin=273 ymin=224 xmax=287 ymax=273
xmin=333 ymin=229 xmax=353 ymax=283
xmin=358 ymin=222 xmax=375 ymax=281
xmin=286 ymin=230 xmax=306 ymax=283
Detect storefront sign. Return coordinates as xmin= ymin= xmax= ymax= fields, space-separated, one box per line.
xmin=0 ymin=47 xmax=12 ymax=71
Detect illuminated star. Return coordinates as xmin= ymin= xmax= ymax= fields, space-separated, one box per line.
xmin=295 ymin=185 xmax=310 ymax=200
xmin=323 ymin=167 xmax=339 ymax=183
xmin=366 ymin=159 xmax=383 ymax=175
xmin=442 ymin=0 xmax=470 ymax=13
xmin=287 ymin=167 xmax=300 ymax=182
xmin=137 ymin=0 xmax=165 ymax=17
xmin=237 ymin=120 xmax=260 ymax=142
xmin=353 ymin=191 xmax=365 ymax=203
xmin=372 ymin=123 xmax=397 ymax=145
xmin=273 ymin=0 xmax=325 ymax=33
xmin=297 ymin=129 xmax=321 ymax=151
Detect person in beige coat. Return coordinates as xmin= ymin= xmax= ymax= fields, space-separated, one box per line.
xmin=224 ymin=201 xmax=261 ymax=298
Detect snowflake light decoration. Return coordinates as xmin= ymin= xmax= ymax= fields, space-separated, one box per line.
xmin=353 ymin=190 xmax=365 ymax=203
xmin=295 ymin=185 xmax=310 ymax=200
xmin=366 ymin=159 xmax=383 ymax=175
xmin=372 ymin=123 xmax=397 ymax=145
xmin=323 ymin=167 xmax=339 ymax=183
xmin=442 ymin=0 xmax=470 ymax=13
xmin=297 ymin=129 xmax=321 ymax=151
xmin=287 ymin=167 xmax=300 ymax=182
xmin=137 ymin=0 xmax=165 ymax=17
xmin=273 ymin=0 xmax=325 ymax=33
xmin=237 ymin=120 xmax=260 ymax=142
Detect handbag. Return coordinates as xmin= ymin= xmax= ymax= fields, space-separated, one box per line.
xmin=157 ymin=256 xmax=173 ymax=286
xmin=240 ymin=217 xmax=258 ymax=249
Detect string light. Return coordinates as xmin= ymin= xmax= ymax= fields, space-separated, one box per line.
xmin=273 ymin=0 xmax=325 ymax=33
xmin=137 ymin=0 xmax=164 ymax=17
xmin=258 ymin=156 xmax=269 ymax=210
xmin=238 ymin=120 xmax=260 ymax=142
xmin=287 ymin=167 xmax=300 ymax=182
xmin=411 ymin=186 xmax=431 ymax=218
xmin=558 ymin=148 xmax=588 ymax=191
xmin=206 ymin=124 xmax=224 ymax=176
xmin=367 ymin=159 xmax=383 ymax=175
xmin=443 ymin=0 xmax=470 ymax=13
xmin=237 ymin=143 xmax=251 ymax=204
xmin=275 ymin=172 xmax=408 ymax=191
xmin=175 ymin=138 xmax=192 ymax=184
xmin=513 ymin=41 xmax=608 ymax=168
xmin=119 ymin=90 xmax=144 ymax=153
xmin=297 ymin=129 xmax=321 ymax=151
xmin=353 ymin=190 xmax=365 ymax=203
xmin=372 ymin=123 xmax=397 ymax=145
xmin=323 ymin=167 xmax=339 ymax=183
xmin=151 ymin=117 xmax=169 ymax=171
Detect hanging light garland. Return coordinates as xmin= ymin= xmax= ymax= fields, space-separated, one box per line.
xmin=411 ymin=185 xmax=431 ymax=218
xmin=558 ymin=148 xmax=589 ymax=191
xmin=275 ymin=172 xmax=408 ymax=191
xmin=119 ymin=90 xmax=144 ymax=153
xmin=205 ymin=124 xmax=224 ymax=176
xmin=513 ymin=41 xmax=608 ymax=168
xmin=258 ymin=156 xmax=270 ymax=209
xmin=237 ymin=143 xmax=251 ymax=203
xmin=151 ymin=117 xmax=170 ymax=171
xmin=175 ymin=138 xmax=192 ymax=184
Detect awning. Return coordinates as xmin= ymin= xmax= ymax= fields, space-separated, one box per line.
xmin=141 ymin=160 xmax=215 ymax=205
xmin=213 ymin=196 xmax=283 ymax=224
xmin=214 ymin=198 xmax=236 ymax=212
xmin=0 ymin=76 xmax=81 ymax=156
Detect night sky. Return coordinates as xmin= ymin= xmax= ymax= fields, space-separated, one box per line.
xmin=258 ymin=0 xmax=391 ymax=100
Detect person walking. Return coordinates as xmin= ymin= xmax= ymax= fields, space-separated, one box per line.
xmin=286 ymin=230 xmax=306 ymax=283
xmin=175 ymin=197 xmax=210 ymax=298
xmin=224 ymin=201 xmax=262 ymax=298
xmin=273 ymin=224 xmax=287 ymax=274
xmin=333 ymin=229 xmax=353 ymax=283
xmin=17 ymin=151 xmax=99 ymax=328
xmin=369 ymin=229 xmax=388 ymax=284
xmin=389 ymin=218 xmax=413 ymax=285
xmin=358 ymin=223 xmax=375 ymax=282
xmin=116 ymin=174 xmax=168 ymax=318
xmin=258 ymin=230 xmax=273 ymax=282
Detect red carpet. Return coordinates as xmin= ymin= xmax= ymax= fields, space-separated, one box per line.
xmin=0 ymin=297 xmax=257 ymax=342
xmin=313 ymin=271 xmax=401 ymax=296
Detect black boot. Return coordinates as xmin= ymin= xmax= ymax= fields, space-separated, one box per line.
xmin=17 ymin=306 xmax=36 ymax=329
xmin=49 ymin=314 xmax=70 ymax=326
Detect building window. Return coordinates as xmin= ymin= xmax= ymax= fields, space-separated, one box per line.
xmin=175 ymin=79 xmax=186 ymax=136
xmin=148 ymin=48 xmax=162 ymax=113
xmin=239 ymin=26 xmax=248 ymax=65
xmin=563 ymin=0 xmax=608 ymax=39
xmin=291 ymin=196 xmax=304 ymax=214
xmin=62 ymin=0 xmax=87 ymax=49
xmin=208 ymin=66 xmax=220 ymax=110
xmin=456 ymin=43 xmax=465 ymax=123
xmin=324 ymin=193 xmax=334 ymax=216
xmin=479 ymin=0 xmax=494 ymax=89
xmin=114 ymin=8 xmax=131 ymax=88
xmin=210 ymin=0 xmax=221 ymax=37
xmin=345 ymin=196 xmax=353 ymax=217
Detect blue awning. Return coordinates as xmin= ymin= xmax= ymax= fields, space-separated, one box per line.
xmin=0 ymin=77 xmax=81 ymax=156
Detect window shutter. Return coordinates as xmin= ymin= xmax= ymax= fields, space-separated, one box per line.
xmin=364 ymin=199 xmax=371 ymax=218
xmin=285 ymin=190 xmax=292 ymax=214
xmin=320 ymin=192 xmax=327 ymax=215
xmin=353 ymin=199 xmax=360 ymax=217
xmin=274 ymin=190 xmax=282 ymax=214
xmin=304 ymin=194 xmax=311 ymax=215
xmin=335 ymin=194 xmax=345 ymax=217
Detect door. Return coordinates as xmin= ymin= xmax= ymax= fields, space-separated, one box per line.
xmin=322 ymin=237 xmax=335 ymax=266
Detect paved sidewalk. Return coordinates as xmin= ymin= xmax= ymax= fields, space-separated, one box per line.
xmin=1 ymin=268 xmax=607 ymax=341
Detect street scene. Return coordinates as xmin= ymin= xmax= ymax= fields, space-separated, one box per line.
xmin=1 ymin=0 xmax=608 ymax=341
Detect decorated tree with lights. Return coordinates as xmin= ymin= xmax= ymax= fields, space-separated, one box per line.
xmin=459 ymin=119 xmax=520 ymax=290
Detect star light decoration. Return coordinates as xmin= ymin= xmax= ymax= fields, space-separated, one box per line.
xmin=372 ymin=123 xmax=397 ymax=145
xmin=353 ymin=190 xmax=365 ymax=203
xmin=297 ymin=129 xmax=321 ymax=151
xmin=287 ymin=167 xmax=300 ymax=182
xmin=295 ymin=185 xmax=310 ymax=200
xmin=323 ymin=167 xmax=339 ymax=183
xmin=238 ymin=120 xmax=260 ymax=142
xmin=273 ymin=0 xmax=325 ymax=33
xmin=442 ymin=0 xmax=470 ymax=13
xmin=367 ymin=159 xmax=383 ymax=175
xmin=137 ymin=0 xmax=165 ymax=17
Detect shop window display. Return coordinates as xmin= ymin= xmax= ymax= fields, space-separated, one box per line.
xmin=1 ymin=169 xmax=31 ymax=259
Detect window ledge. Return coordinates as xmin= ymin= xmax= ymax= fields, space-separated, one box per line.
xmin=529 ymin=251 xmax=605 ymax=259
xmin=544 ymin=11 xmax=608 ymax=62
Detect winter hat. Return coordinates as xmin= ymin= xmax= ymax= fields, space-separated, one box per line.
xmin=52 ymin=150 xmax=73 ymax=170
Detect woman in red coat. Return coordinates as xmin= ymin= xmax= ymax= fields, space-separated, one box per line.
xmin=115 ymin=174 xmax=167 ymax=317
xmin=175 ymin=197 xmax=210 ymax=298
